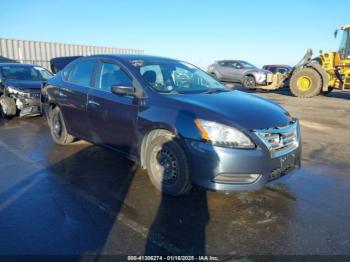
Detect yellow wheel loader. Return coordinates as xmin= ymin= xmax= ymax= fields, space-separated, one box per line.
xmin=289 ymin=24 xmax=350 ymax=98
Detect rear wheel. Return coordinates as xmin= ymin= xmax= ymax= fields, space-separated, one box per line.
xmin=146 ymin=135 xmax=191 ymax=196
xmin=290 ymin=68 xmax=322 ymax=98
xmin=243 ymin=75 xmax=256 ymax=89
xmin=49 ymin=106 xmax=75 ymax=145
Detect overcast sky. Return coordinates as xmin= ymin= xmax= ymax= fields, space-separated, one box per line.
xmin=0 ymin=0 xmax=349 ymax=68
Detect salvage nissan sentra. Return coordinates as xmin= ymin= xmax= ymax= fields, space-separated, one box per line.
xmin=41 ymin=55 xmax=301 ymax=195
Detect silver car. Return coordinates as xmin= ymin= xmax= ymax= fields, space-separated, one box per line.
xmin=207 ymin=60 xmax=273 ymax=89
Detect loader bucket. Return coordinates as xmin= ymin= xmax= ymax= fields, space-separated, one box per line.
xmin=257 ymin=73 xmax=285 ymax=90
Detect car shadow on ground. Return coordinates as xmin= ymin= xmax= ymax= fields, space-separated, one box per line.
xmin=0 ymin=138 xmax=213 ymax=255
xmin=144 ymin=137 xmax=215 ymax=255
xmin=0 ymin=117 xmax=309 ymax=256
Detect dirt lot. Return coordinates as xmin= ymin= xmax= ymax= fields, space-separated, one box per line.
xmin=0 ymin=88 xmax=350 ymax=257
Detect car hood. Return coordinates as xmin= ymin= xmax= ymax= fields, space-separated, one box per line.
xmin=4 ymin=80 xmax=42 ymax=90
xmin=168 ymin=90 xmax=292 ymax=130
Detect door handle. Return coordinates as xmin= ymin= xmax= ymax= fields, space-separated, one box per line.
xmin=58 ymin=91 xmax=68 ymax=98
xmin=88 ymin=100 xmax=100 ymax=106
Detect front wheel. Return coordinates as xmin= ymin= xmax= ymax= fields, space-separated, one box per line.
xmin=146 ymin=135 xmax=191 ymax=196
xmin=289 ymin=68 xmax=322 ymax=98
xmin=49 ymin=106 xmax=75 ymax=145
xmin=242 ymin=75 xmax=256 ymax=89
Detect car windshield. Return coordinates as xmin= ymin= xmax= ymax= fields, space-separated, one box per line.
xmin=0 ymin=65 xmax=53 ymax=81
xmin=135 ymin=60 xmax=228 ymax=94
xmin=240 ymin=61 xmax=256 ymax=69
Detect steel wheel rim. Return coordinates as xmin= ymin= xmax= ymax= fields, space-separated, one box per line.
xmin=150 ymin=145 xmax=179 ymax=185
xmin=52 ymin=113 xmax=62 ymax=139
xmin=297 ymin=76 xmax=312 ymax=91
xmin=244 ymin=77 xmax=255 ymax=88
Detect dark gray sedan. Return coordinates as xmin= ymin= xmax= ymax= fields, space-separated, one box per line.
xmin=207 ymin=60 xmax=273 ymax=89
xmin=42 ymin=54 xmax=301 ymax=196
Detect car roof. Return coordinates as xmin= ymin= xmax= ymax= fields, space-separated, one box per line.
xmin=81 ymin=54 xmax=180 ymax=63
xmin=217 ymin=60 xmax=245 ymax=63
xmin=216 ymin=60 xmax=252 ymax=64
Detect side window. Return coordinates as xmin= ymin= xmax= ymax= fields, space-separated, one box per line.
xmin=67 ymin=60 xmax=95 ymax=87
xmin=278 ymin=68 xmax=287 ymax=74
xmin=232 ymin=62 xmax=242 ymax=69
xmin=98 ymin=63 xmax=132 ymax=92
xmin=140 ymin=65 xmax=164 ymax=86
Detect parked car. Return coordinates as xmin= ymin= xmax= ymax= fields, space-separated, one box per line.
xmin=0 ymin=56 xmax=19 ymax=63
xmin=262 ymin=65 xmax=292 ymax=87
xmin=50 ymin=56 xmax=82 ymax=74
xmin=207 ymin=60 xmax=273 ymax=89
xmin=262 ymin=65 xmax=292 ymax=75
xmin=41 ymin=55 xmax=301 ymax=196
xmin=0 ymin=63 xmax=53 ymax=118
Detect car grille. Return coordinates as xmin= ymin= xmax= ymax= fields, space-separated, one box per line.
xmin=29 ymin=92 xmax=40 ymax=98
xmin=254 ymin=121 xmax=299 ymax=158
xmin=268 ymin=159 xmax=295 ymax=181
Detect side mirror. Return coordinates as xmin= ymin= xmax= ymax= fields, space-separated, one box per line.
xmin=111 ymin=84 xmax=135 ymax=96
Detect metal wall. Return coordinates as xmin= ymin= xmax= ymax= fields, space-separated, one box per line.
xmin=0 ymin=38 xmax=144 ymax=71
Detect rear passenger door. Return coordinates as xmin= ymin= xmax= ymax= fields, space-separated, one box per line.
xmin=58 ymin=59 xmax=96 ymax=139
xmin=87 ymin=59 xmax=139 ymax=156
xmin=217 ymin=62 xmax=231 ymax=80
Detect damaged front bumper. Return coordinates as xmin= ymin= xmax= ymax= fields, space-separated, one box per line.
xmin=5 ymin=87 xmax=41 ymax=117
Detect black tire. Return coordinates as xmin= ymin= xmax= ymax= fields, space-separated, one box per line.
xmin=289 ymin=68 xmax=322 ymax=98
xmin=322 ymin=86 xmax=334 ymax=95
xmin=146 ymin=135 xmax=191 ymax=196
xmin=0 ymin=96 xmax=16 ymax=118
xmin=49 ymin=106 xmax=75 ymax=145
xmin=0 ymin=105 xmax=5 ymax=119
xmin=242 ymin=75 xmax=256 ymax=89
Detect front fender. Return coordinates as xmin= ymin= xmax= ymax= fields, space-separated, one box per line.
xmin=138 ymin=105 xmax=202 ymax=141
xmin=306 ymin=62 xmax=328 ymax=91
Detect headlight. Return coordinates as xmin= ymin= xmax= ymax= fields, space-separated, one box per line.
xmin=7 ymin=86 xmax=20 ymax=93
xmin=194 ymin=119 xmax=255 ymax=148
xmin=253 ymin=72 xmax=266 ymax=82
xmin=7 ymin=86 xmax=29 ymax=98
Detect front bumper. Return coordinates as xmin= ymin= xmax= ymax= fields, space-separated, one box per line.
xmin=183 ymin=127 xmax=301 ymax=191
xmin=17 ymin=97 xmax=41 ymax=117
xmin=256 ymin=73 xmax=273 ymax=85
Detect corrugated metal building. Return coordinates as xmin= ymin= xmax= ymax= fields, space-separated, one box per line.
xmin=0 ymin=37 xmax=144 ymax=71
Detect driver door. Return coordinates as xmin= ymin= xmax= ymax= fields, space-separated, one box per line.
xmin=87 ymin=59 xmax=139 ymax=156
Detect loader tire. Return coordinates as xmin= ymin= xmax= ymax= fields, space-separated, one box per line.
xmin=290 ymin=68 xmax=322 ymax=98
xmin=0 ymin=96 xmax=17 ymax=118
